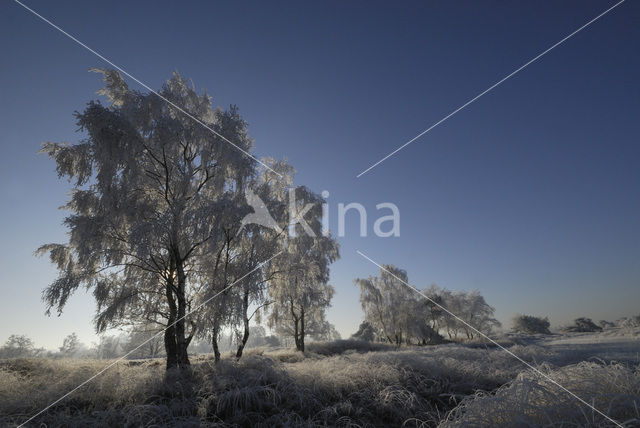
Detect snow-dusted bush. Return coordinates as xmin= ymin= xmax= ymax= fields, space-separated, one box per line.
xmin=616 ymin=315 xmax=640 ymax=328
xmin=351 ymin=321 xmax=376 ymax=342
xmin=512 ymin=314 xmax=552 ymax=334
xmin=600 ymin=319 xmax=616 ymax=329
xmin=563 ymin=317 xmax=603 ymax=333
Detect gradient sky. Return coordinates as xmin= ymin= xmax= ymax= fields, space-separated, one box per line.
xmin=1 ymin=0 xmax=638 ymax=349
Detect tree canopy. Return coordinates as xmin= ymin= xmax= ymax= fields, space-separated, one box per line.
xmin=38 ymin=69 xmax=340 ymax=369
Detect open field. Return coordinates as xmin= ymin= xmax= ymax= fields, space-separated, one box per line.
xmin=2 ymin=329 xmax=639 ymax=427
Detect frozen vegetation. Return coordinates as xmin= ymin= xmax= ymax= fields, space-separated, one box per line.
xmin=2 ymin=329 xmax=639 ymax=427
xmin=6 ymin=69 xmax=638 ymax=427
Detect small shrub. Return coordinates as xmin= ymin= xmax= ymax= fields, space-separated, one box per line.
xmin=351 ymin=321 xmax=376 ymax=342
xmin=511 ymin=314 xmax=551 ymax=335
xmin=563 ymin=317 xmax=603 ymax=333
xmin=616 ymin=315 xmax=640 ymax=328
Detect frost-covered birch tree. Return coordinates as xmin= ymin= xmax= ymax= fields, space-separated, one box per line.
xmin=436 ymin=288 xmax=500 ymax=340
xmin=355 ymin=265 xmax=414 ymax=345
xmin=37 ymin=69 xmax=255 ymax=370
xmin=193 ymin=159 xmax=292 ymax=361
xmin=356 ymin=268 xmax=497 ymax=344
xmin=267 ymin=186 xmax=340 ymax=352
xmin=231 ymin=160 xmax=293 ymax=359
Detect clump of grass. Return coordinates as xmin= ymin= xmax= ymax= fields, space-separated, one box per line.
xmin=0 ymin=358 xmax=165 ymax=426
xmin=196 ymin=355 xmax=317 ymax=425
xmin=439 ymin=361 xmax=640 ymax=427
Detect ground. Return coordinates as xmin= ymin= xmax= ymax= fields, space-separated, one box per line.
xmin=1 ymin=328 xmax=639 ymax=427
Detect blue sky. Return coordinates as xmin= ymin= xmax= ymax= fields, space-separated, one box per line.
xmin=1 ymin=0 xmax=638 ymax=349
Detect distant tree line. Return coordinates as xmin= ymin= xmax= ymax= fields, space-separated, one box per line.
xmin=0 ymin=333 xmax=87 ymax=359
xmin=0 ymin=324 xmax=290 ymax=360
xmin=511 ymin=314 xmax=638 ymax=335
xmin=353 ymin=265 xmax=501 ymax=345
